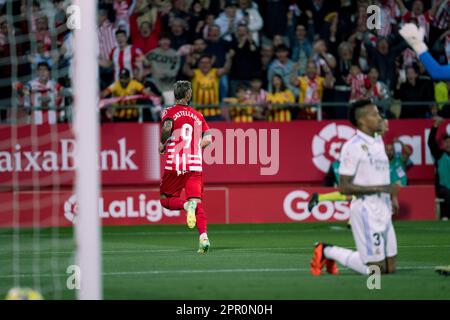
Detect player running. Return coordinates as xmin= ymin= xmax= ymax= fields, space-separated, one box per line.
xmin=159 ymin=80 xmax=212 ymax=254
xmin=310 ymin=100 xmax=400 ymax=276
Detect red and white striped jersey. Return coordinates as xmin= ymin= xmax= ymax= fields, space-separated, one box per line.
xmin=98 ymin=20 xmax=117 ymax=61
xmin=17 ymin=79 xmax=63 ymax=124
xmin=161 ymin=104 xmax=209 ymax=174
xmin=109 ymin=45 xmax=143 ymax=80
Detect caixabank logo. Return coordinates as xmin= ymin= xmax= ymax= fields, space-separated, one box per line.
xmin=312 ymin=123 xmax=356 ymax=173
xmin=64 ymin=194 xmax=180 ymax=224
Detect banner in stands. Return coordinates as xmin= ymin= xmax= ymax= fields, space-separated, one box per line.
xmin=1 ymin=120 xmax=449 ymax=187
xmin=0 ymin=185 xmax=436 ymax=227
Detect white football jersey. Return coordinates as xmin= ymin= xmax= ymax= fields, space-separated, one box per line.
xmin=339 ymin=129 xmax=390 ymax=187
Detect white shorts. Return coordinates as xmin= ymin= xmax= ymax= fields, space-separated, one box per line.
xmin=350 ymin=194 xmax=398 ymax=264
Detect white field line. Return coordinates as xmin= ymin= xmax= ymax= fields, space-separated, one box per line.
xmin=1 ymin=244 xmax=450 ymax=255
xmin=2 ymin=244 xmax=450 ymax=256
xmin=0 ymin=265 xmax=437 ymax=279
xmin=1 ymin=225 xmax=449 ymax=237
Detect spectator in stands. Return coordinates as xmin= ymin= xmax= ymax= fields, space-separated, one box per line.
xmin=396 ymin=0 xmax=441 ymax=40
xmin=34 ymin=14 xmax=52 ymax=52
xmin=428 ymin=117 xmax=450 ymax=220
xmin=434 ymin=80 xmax=450 ymax=118
xmin=182 ymin=51 xmax=234 ymax=121
xmin=246 ymin=72 xmax=268 ymax=120
xmin=329 ymin=41 xmax=360 ymax=118
xmin=363 ymin=32 xmax=408 ymax=90
xmin=385 ymin=138 xmax=413 ymax=187
xmin=28 ymin=40 xmax=57 ymax=73
xmin=268 ymin=44 xmax=296 ymax=95
xmin=260 ymin=43 xmax=274 ymax=89
xmin=178 ymin=37 xmax=208 ymax=67
xmin=204 ymin=24 xmax=232 ymax=100
xmin=237 ymin=0 xmax=263 ymax=46
xmin=429 ymin=0 xmax=450 ymax=46
xmin=15 ymin=62 xmax=64 ymax=125
xmin=431 ymin=28 xmax=450 ymax=66
xmin=366 ymin=67 xmax=390 ymax=101
xmin=347 ymin=64 xmax=367 ymax=102
xmin=224 ymin=84 xmax=254 ymax=122
xmin=287 ymin=11 xmax=314 ymax=75
xmin=229 ymin=23 xmax=260 ymax=96
xmin=133 ymin=20 xmax=160 ymax=55
xmin=169 ymin=17 xmax=190 ymax=50
xmin=144 ymin=35 xmax=180 ymax=106
xmin=100 ymin=68 xmax=148 ymax=122
xmin=201 ymin=13 xmax=217 ymax=39
xmin=263 ymin=0 xmax=288 ymax=38
xmin=188 ymin=1 xmax=207 ymax=40
xmin=113 ymin=0 xmax=136 ymax=36
xmin=311 ymin=39 xmax=336 ymax=77
xmin=395 ymin=64 xmax=434 ymax=118
xmin=291 ymin=60 xmax=334 ymax=120
xmin=215 ymin=0 xmax=243 ymax=42
xmin=99 ymin=29 xmax=144 ymax=81
xmin=267 ymin=73 xmax=295 ymax=122
xmin=98 ymin=8 xmax=116 ymax=63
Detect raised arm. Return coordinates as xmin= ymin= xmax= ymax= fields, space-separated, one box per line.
xmin=182 ymin=55 xmax=195 ymax=78
xmin=428 ymin=117 xmax=444 ymax=161
xmin=419 ymin=51 xmax=450 ymax=80
xmin=396 ymin=0 xmax=408 ymax=16
xmin=217 ymin=49 xmax=235 ymax=77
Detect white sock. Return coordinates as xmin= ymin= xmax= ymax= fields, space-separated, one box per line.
xmin=199 ymin=233 xmax=208 ymax=241
xmin=324 ymin=246 xmax=369 ymax=275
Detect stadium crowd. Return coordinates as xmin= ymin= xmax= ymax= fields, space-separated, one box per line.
xmin=0 ymin=0 xmax=450 ymax=123
xmin=0 ymin=0 xmax=448 ymax=218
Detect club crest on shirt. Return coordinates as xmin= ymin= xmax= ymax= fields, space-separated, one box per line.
xmin=361 ymin=144 xmax=369 ymax=152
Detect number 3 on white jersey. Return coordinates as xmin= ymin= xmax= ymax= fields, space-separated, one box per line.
xmin=181 ymin=123 xmax=193 ymax=149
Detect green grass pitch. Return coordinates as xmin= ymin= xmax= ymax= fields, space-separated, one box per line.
xmin=1 ymin=221 xmax=449 ymax=300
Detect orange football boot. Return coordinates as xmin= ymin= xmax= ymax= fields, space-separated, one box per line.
xmin=310 ymin=242 xmax=325 ymax=276
xmin=325 ymin=258 xmax=339 ymax=275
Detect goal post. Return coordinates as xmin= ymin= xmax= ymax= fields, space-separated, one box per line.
xmin=72 ymin=0 xmax=102 ymax=300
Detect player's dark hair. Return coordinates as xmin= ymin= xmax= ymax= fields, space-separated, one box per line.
xmin=159 ymin=32 xmax=171 ymax=40
xmin=198 ymin=53 xmax=213 ymax=62
xmin=271 ymin=73 xmax=287 ymax=93
xmin=115 ymin=29 xmax=127 ymax=37
xmin=173 ymin=81 xmax=192 ymax=100
xmin=348 ymin=99 xmax=373 ymax=127
xmin=37 ymin=61 xmax=50 ymax=70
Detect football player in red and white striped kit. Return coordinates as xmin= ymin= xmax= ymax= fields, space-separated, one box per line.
xmin=159 ymin=80 xmax=212 ymax=253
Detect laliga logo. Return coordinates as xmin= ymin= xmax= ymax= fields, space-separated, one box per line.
xmin=283 ymin=190 xmax=350 ymax=221
xmin=64 ymin=194 xmax=180 ymax=223
xmin=64 ymin=194 xmax=78 ymax=223
xmin=312 ymin=123 xmax=355 ymax=173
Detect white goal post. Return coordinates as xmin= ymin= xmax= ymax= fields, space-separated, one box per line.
xmin=72 ymin=0 xmax=102 ymax=300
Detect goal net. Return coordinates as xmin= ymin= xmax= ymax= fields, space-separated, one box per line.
xmin=0 ymin=0 xmax=101 ymax=300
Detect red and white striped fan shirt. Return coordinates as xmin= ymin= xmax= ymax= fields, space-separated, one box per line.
xmin=161 ymin=105 xmax=209 ymax=174
xmin=98 ymin=20 xmax=116 ymax=61
xmin=18 ymin=79 xmax=63 ymax=124
xmin=109 ymin=45 xmax=143 ymax=80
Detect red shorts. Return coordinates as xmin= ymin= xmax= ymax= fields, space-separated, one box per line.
xmin=160 ymin=170 xmax=204 ymax=199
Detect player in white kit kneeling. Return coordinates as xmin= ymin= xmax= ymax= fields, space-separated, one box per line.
xmin=310 ymin=100 xmax=400 ymax=276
